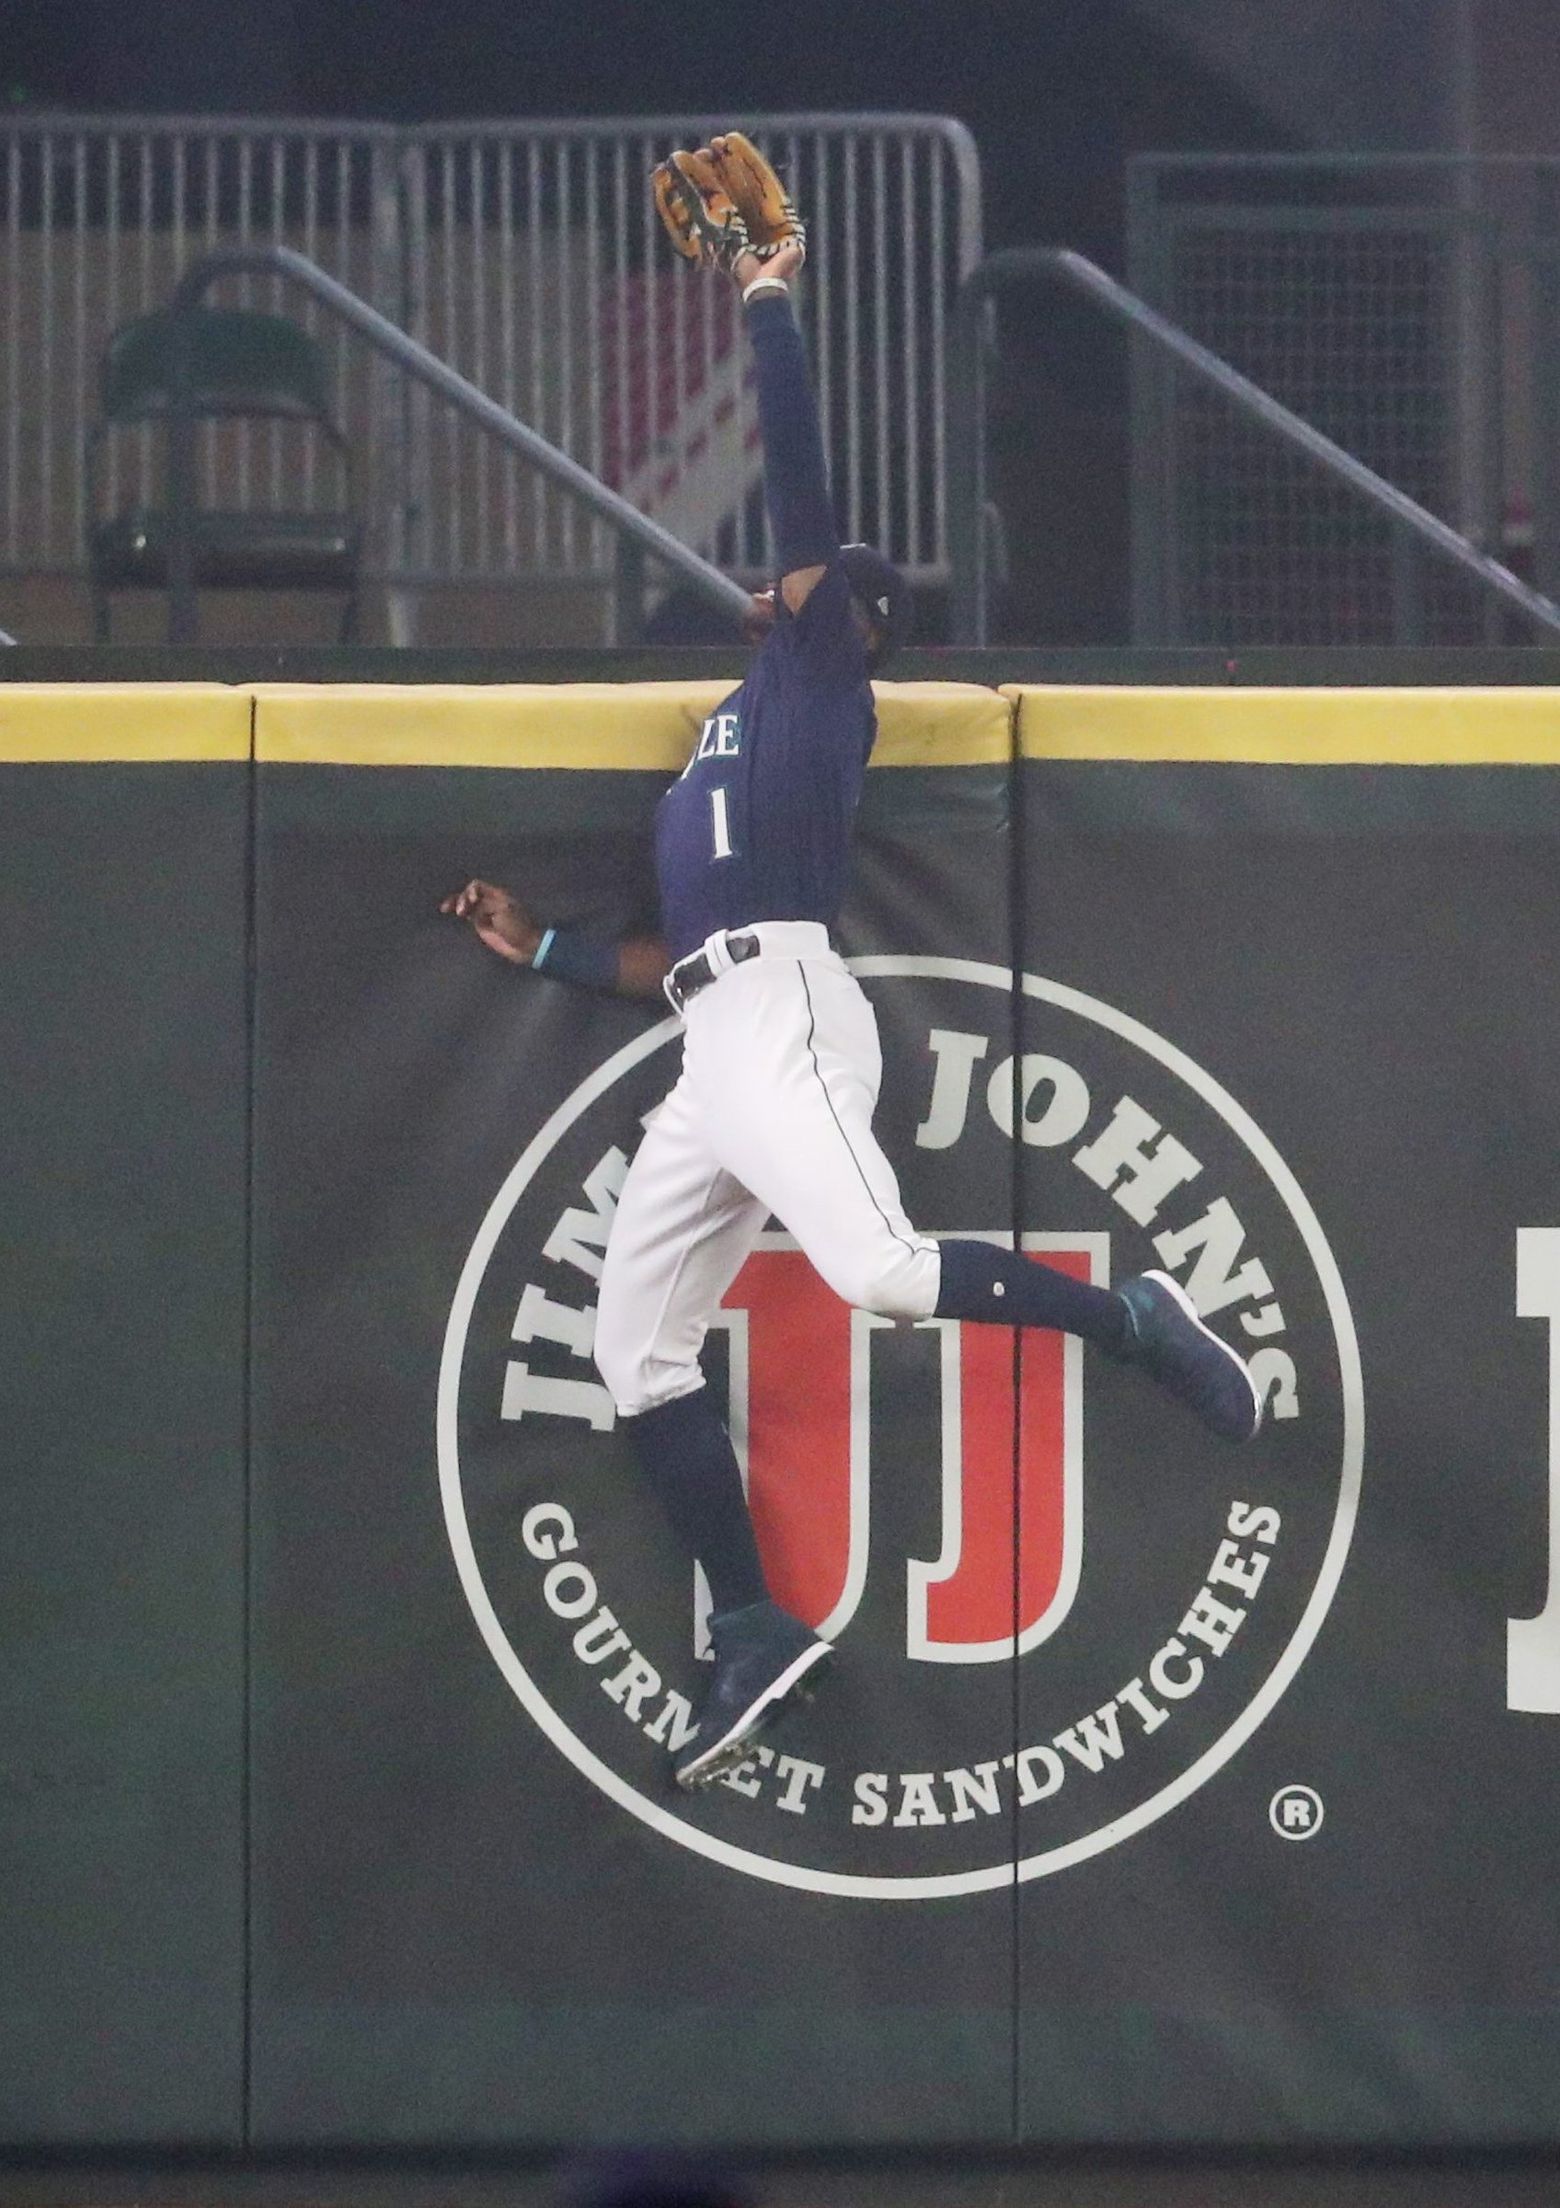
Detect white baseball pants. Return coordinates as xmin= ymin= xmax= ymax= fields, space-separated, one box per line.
xmin=594 ymin=922 xmax=942 ymax=1416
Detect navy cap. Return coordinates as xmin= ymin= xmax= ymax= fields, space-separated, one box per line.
xmin=839 ymin=540 xmax=912 ymax=664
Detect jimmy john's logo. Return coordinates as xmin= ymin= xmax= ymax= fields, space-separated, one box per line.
xmin=439 ymin=960 xmax=1362 ymax=1899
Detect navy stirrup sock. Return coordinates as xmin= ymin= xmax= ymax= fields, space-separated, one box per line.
xmin=622 ymin=1386 xmax=769 ymax=1616
xmin=935 ymin=1237 xmax=1130 ymax=1353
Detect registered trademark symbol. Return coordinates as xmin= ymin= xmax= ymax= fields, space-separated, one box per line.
xmin=1269 ymin=1784 xmax=1324 ymax=1840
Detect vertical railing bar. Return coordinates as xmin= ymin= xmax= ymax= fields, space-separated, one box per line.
xmin=201 ymin=134 xmax=220 ymax=508
xmin=813 ymin=132 xmax=833 ymax=576
xmin=499 ymin=140 xmax=517 ymax=568
xmin=873 ymin=133 xmax=889 ymax=550
xmin=171 ymin=126 xmax=189 ymax=575
xmin=6 ymin=138 xmax=22 ymax=563
xmin=770 ymin=126 xmax=799 ymax=566
xmin=73 ymin=133 xmax=88 ymax=561
xmin=406 ymin=140 xmax=431 ymax=579
xmin=444 ymin=138 xmax=458 ymax=573
xmin=342 ymin=141 xmax=357 ymax=556
xmin=171 ymin=130 xmax=187 ymax=278
xmin=642 ymin=129 xmax=659 ymax=570
xmin=1483 ymin=234 xmax=1506 ymax=646
xmin=40 ymin=133 xmax=55 ymax=564
xmin=269 ymin=136 xmax=285 ymax=508
xmin=558 ymin=139 xmax=574 ymax=570
xmin=844 ymin=135 xmax=862 ymax=541
xmin=471 ymin=140 xmax=488 ymax=574
xmin=303 ymin=137 xmax=318 ymax=504
xmin=701 ymin=132 xmax=719 ymax=572
xmin=270 ymin=134 xmax=285 ymax=316
xmin=903 ymin=135 xmax=921 ymax=563
xmin=237 ymin=134 xmax=252 ymax=504
xmin=613 ymin=139 xmax=630 ymax=563
xmin=528 ymin=137 xmax=545 ymax=571
xmin=138 ymin=134 xmax=154 ymax=511
xmin=586 ymin=136 xmax=604 ymax=580
xmin=104 ymin=132 xmax=121 ymax=523
xmin=671 ymin=131 xmax=688 ymax=574
xmin=930 ymin=134 xmax=948 ymax=566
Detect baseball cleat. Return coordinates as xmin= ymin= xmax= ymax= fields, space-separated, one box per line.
xmin=675 ymin=1599 xmax=832 ymax=1790
xmin=1113 ymin=1270 xmax=1264 ymax=1443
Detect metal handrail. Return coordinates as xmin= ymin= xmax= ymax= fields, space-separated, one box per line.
xmin=950 ymin=245 xmax=1560 ymax=646
xmin=165 ymin=245 xmax=755 ymax=642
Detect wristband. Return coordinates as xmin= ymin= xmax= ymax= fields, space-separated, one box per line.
xmin=742 ymin=275 xmax=791 ymax=306
xmin=530 ymin=925 xmax=619 ymax=994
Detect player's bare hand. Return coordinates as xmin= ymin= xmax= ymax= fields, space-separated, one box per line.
xmin=733 ymin=238 xmax=805 ymax=292
xmin=743 ymin=588 xmax=777 ymax=643
xmin=440 ymin=878 xmax=543 ymax=964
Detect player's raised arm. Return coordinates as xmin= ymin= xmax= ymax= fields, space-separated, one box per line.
xmin=732 ymin=238 xmax=832 ymax=614
xmin=655 ymin=139 xmax=832 ymax=614
xmin=440 ymin=879 xmax=670 ymax=1001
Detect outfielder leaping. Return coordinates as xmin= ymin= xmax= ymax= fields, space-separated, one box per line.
xmin=444 ymin=135 xmax=1263 ymax=1792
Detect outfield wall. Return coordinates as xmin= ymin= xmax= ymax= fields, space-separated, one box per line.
xmin=3 ymin=676 xmax=1559 ymax=2150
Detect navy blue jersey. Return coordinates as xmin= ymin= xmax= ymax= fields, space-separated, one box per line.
xmin=654 ymin=561 xmax=875 ymax=961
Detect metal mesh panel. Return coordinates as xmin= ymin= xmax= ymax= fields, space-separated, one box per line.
xmin=1169 ymin=216 xmax=1462 ymax=643
xmin=1128 ymin=157 xmax=1560 ymax=646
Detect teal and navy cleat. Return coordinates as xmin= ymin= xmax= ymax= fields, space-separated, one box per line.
xmin=1113 ymin=1270 xmax=1264 ymax=1444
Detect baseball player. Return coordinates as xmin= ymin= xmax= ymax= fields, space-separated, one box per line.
xmin=444 ymin=137 xmax=1263 ymax=1792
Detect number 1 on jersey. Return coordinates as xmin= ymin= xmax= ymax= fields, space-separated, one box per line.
xmin=710 ymin=786 xmax=734 ymax=860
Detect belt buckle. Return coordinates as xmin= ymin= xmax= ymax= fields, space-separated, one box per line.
xmin=664 ymin=947 xmax=706 ymax=1013
xmin=665 ymin=930 xmax=756 ymax=1015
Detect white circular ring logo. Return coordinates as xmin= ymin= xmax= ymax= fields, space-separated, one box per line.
xmin=438 ymin=958 xmax=1365 ymax=1900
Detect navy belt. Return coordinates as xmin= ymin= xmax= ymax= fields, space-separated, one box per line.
xmin=664 ymin=930 xmax=761 ymax=1011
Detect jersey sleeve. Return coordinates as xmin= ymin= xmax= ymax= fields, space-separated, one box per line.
xmin=745 ymin=290 xmax=840 ymax=575
xmin=773 ymin=559 xmax=868 ymax=688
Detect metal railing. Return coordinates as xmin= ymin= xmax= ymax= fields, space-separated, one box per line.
xmin=1126 ymin=155 xmax=1560 ymax=643
xmin=163 ymin=247 xmax=753 ymax=643
xmin=0 ymin=113 xmax=981 ymax=615
xmin=950 ymin=248 xmax=1560 ymax=647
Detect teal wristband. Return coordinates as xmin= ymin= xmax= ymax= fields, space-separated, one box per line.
xmin=531 ymin=926 xmax=618 ymax=993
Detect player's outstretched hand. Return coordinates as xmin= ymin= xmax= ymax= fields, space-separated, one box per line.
xmin=440 ymin=878 xmax=543 ymax=964
xmin=731 ymin=237 xmax=805 ymax=293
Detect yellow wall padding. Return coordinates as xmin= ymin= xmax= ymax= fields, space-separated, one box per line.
xmin=1003 ymin=685 xmax=1560 ymax=766
xmin=251 ymin=680 xmax=1012 ymax=771
xmin=869 ymin=681 xmax=1012 ymax=767
xmin=0 ymin=685 xmax=252 ymax=762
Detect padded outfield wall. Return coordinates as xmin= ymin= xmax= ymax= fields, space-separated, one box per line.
xmin=2 ymin=673 xmax=1559 ymax=2150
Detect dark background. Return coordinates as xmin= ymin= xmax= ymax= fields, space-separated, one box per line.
xmin=0 ymin=0 xmax=1290 ymax=643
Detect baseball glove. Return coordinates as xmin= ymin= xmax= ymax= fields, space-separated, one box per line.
xmin=651 ymin=148 xmax=749 ymax=271
xmin=709 ymin=132 xmax=807 ymax=263
xmin=652 ymin=134 xmax=806 ymax=269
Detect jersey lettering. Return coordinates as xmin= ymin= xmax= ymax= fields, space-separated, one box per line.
xmin=687 ymin=710 xmax=742 ymax=772
xmin=709 ymin=787 xmax=734 ymax=860
xmin=652 ymin=566 xmax=875 ymax=959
